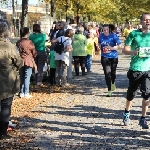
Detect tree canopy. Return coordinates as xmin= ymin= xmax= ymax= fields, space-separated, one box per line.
xmin=47 ymin=0 xmax=150 ymax=23
xmin=1 ymin=0 xmax=150 ymax=24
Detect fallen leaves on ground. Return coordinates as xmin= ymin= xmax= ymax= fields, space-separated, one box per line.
xmin=1 ymin=84 xmax=77 ymax=150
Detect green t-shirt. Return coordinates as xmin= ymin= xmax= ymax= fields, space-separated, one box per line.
xmin=49 ymin=50 xmax=56 ymax=68
xmin=125 ymin=29 xmax=150 ymax=71
xmin=29 ymin=33 xmax=46 ymax=51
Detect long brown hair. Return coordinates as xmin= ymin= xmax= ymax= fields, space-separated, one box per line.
xmin=33 ymin=24 xmax=41 ymax=33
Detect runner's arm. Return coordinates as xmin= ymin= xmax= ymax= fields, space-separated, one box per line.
xmin=105 ymin=44 xmax=123 ymax=50
xmin=122 ymin=45 xmax=138 ymax=55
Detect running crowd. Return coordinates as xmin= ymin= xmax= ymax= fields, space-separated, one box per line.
xmin=0 ymin=13 xmax=150 ymax=140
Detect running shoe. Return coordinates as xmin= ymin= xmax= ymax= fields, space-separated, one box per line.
xmin=107 ymin=91 xmax=112 ymax=97
xmin=139 ymin=118 xmax=149 ymax=129
xmin=111 ymin=83 xmax=116 ymax=91
xmin=123 ymin=112 xmax=130 ymax=126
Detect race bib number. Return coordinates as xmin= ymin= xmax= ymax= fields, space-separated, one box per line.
xmin=138 ymin=47 xmax=150 ymax=57
xmin=103 ymin=47 xmax=111 ymax=53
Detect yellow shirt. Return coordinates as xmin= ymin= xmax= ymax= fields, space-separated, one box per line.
xmin=123 ymin=28 xmax=133 ymax=38
xmin=86 ymin=38 xmax=94 ymax=55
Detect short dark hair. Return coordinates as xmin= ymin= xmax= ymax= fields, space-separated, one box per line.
xmin=33 ymin=24 xmax=41 ymax=33
xmin=20 ymin=27 xmax=29 ymax=38
xmin=140 ymin=13 xmax=150 ymax=20
xmin=109 ymin=24 xmax=115 ymax=32
xmin=86 ymin=34 xmax=91 ymax=39
xmin=57 ymin=21 xmax=64 ymax=29
xmin=65 ymin=29 xmax=74 ymax=37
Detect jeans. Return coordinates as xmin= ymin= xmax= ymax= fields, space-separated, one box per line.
xmin=0 ymin=97 xmax=13 ymax=122
xmin=35 ymin=51 xmax=46 ymax=85
xmin=55 ymin=60 xmax=67 ymax=85
xmin=101 ymin=56 xmax=118 ymax=91
xmin=20 ymin=66 xmax=32 ymax=95
xmin=85 ymin=55 xmax=92 ymax=71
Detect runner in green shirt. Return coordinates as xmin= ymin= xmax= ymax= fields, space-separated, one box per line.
xmin=122 ymin=13 xmax=150 ymax=129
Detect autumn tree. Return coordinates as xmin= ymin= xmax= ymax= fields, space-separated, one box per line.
xmin=1 ymin=0 xmax=150 ymax=24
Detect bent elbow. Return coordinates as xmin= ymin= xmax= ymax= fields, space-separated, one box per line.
xmin=122 ymin=48 xmax=126 ymax=54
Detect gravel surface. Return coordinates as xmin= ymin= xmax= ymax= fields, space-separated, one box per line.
xmin=22 ymin=52 xmax=150 ymax=150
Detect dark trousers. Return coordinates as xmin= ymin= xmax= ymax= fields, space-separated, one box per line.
xmin=101 ymin=56 xmax=118 ymax=91
xmin=73 ymin=56 xmax=86 ymax=75
xmin=0 ymin=97 xmax=13 ymax=122
xmin=50 ymin=68 xmax=56 ymax=85
xmin=35 ymin=51 xmax=46 ymax=85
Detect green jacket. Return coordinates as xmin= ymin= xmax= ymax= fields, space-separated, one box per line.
xmin=72 ymin=34 xmax=87 ymax=56
xmin=0 ymin=39 xmax=22 ymax=100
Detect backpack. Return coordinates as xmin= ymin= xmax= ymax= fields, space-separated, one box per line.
xmin=54 ymin=37 xmax=68 ymax=55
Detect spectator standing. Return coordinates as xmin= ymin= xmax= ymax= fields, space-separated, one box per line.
xmin=0 ymin=22 xmax=22 ymax=140
xmin=29 ymin=24 xmax=46 ymax=87
xmin=85 ymin=34 xmax=95 ymax=72
xmin=88 ymin=24 xmax=96 ymax=38
xmin=50 ymin=24 xmax=58 ymax=40
xmin=55 ymin=21 xmax=65 ymax=38
xmin=16 ymin=27 xmax=37 ymax=98
xmin=52 ymin=29 xmax=74 ymax=86
xmin=123 ymin=24 xmax=133 ymax=39
xmin=49 ymin=50 xmax=56 ymax=86
xmin=72 ymin=27 xmax=87 ymax=76
xmin=49 ymin=24 xmax=55 ymax=39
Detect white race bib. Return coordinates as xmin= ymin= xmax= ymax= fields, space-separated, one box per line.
xmin=138 ymin=47 xmax=150 ymax=57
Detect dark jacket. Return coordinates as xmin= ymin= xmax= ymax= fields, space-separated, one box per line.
xmin=0 ymin=38 xmax=22 ymax=100
xmin=56 ymin=29 xmax=65 ymax=38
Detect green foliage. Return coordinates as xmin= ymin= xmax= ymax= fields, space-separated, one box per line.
xmin=1 ymin=0 xmax=150 ymax=23
xmin=53 ymin=0 xmax=145 ymax=23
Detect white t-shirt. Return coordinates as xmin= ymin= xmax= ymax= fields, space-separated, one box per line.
xmin=55 ymin=36 xmax=72 ymax=66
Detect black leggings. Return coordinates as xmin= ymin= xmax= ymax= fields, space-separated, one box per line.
xmin=49 ymin=68 xmax=56 ymax=85
xmin=101 ymin=56 xmax=118 ymax=91
xmin=73 ymin=56 xmax=86 ymax=75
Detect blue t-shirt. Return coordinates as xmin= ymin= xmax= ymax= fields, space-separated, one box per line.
xmin=99 ymin=33 xmax=121 ymax=58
